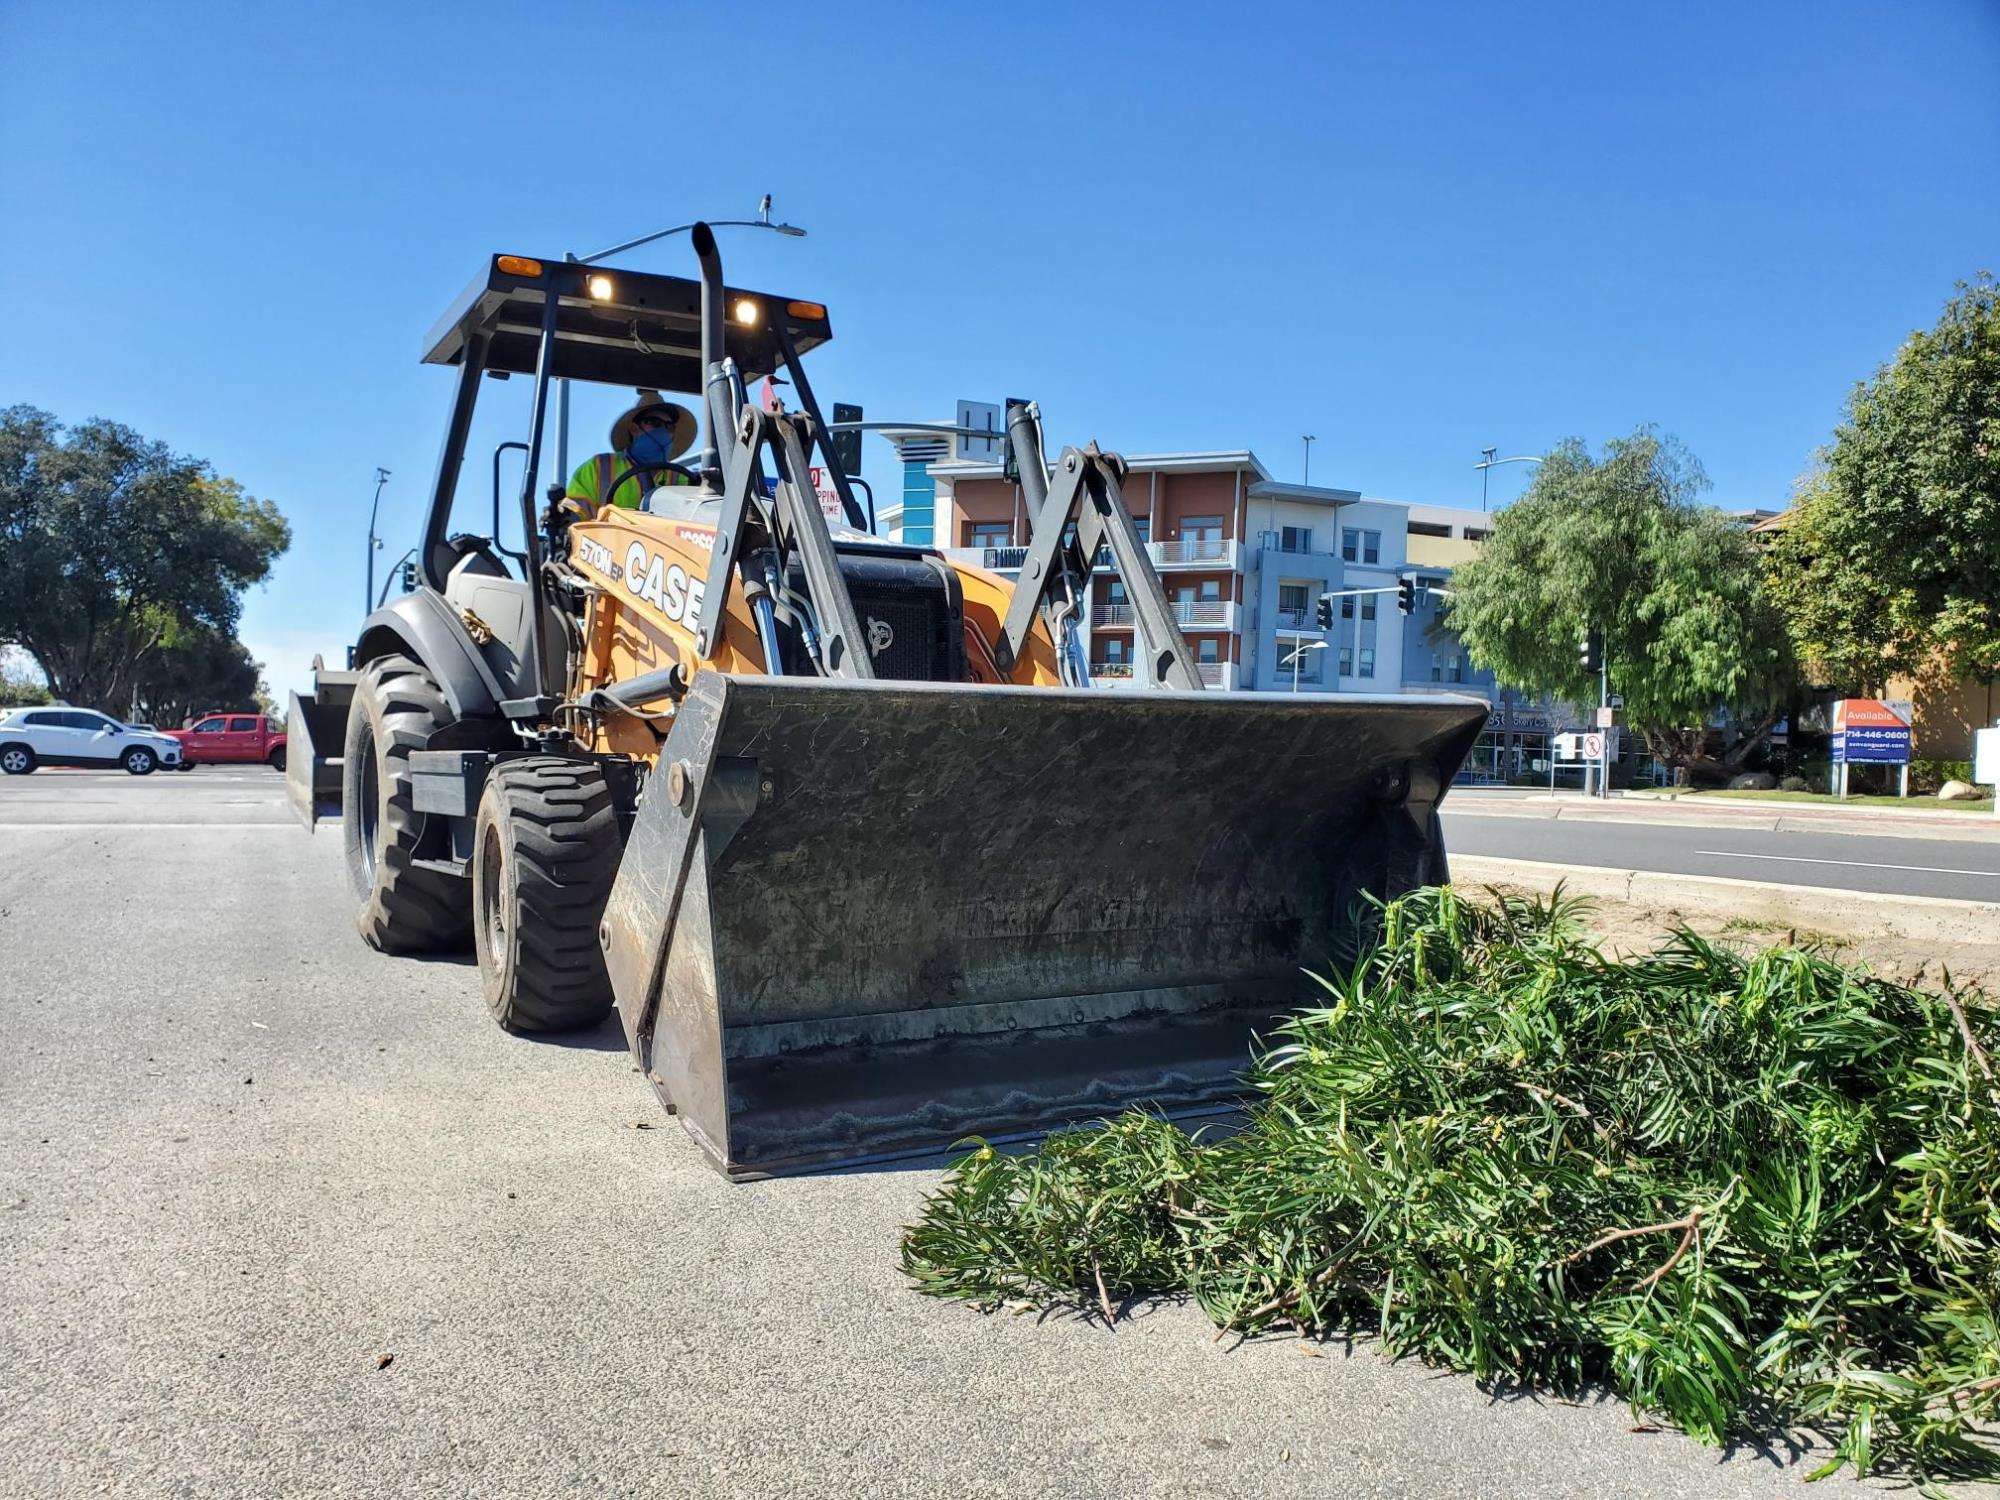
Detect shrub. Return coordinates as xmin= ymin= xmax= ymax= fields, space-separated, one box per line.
xmin=904 ymin=889 xmax=2000 ymax=1486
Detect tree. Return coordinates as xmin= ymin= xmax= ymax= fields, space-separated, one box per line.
xmin=0 ymin=407 xmax=289 ymax=713
xmin=127 ymin=627 xmax=266 ymax=729
xmin=1766 ymin=273 xmax=2000 ymax=689
xmin=1445 ymin=430 xmax=1795 ymax=778
xmin=0 ymin=647 xmax=49 ymax=707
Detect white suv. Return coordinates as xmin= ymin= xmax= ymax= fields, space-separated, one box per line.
xmin=0 ymin=707 xmax=185 ymax=775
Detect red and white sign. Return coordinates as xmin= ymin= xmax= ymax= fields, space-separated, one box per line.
xmin=808 ymin=466 xmax=846 ymax=524
xmin=1581 ymin=732 xmax=1605 ymax=761
xmin=1832 ymin=698 xmax=1910 ymax=730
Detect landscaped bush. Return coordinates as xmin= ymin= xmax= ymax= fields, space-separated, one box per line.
xmin=904 ymin=889 xmax=2000 ymax=1486
xmin=1914 ymin=760 xmax=1976 ymax=796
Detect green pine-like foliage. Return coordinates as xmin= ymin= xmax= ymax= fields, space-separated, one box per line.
xmin=902 ymin=889 xmax=1999 ymax=1487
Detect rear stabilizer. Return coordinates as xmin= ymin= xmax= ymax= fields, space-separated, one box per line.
xmin=286 ymin=671 xmax=357 ymax=829
xmin=601 ymin=673 xmax=1487 ymax=1177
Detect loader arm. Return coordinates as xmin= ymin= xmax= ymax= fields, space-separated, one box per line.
xmin=994 ymin=401 xmax=1203 ymax=689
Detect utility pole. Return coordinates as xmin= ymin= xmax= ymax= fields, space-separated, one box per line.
xmin=364 ymin=467 xmax=391 ymax=613
xmin=1301 ymin=434 xmax=1316 ymax=486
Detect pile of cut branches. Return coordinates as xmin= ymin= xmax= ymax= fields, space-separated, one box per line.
xmin=901 ymin=889 xmax=2000 ymax=1485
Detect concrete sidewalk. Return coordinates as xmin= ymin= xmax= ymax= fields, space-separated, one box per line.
xmin=1449 ymin=789 xmax=1998 ymax=844
xmin=1452 ymin=854 xmax=2000 ymax=950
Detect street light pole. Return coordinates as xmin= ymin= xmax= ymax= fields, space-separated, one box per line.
xmin=555 ymin=197 xmax=808 ymax=486
xmin=1302 ymin=434 xmax=1316 ymax=486
xmin=1283 ymin=639 xmax=1327 ymax=693
xmin=364 ymin=467 xmax=390 ymax=614
xmin=1473 ymin=449 xmax=1542 ymax=511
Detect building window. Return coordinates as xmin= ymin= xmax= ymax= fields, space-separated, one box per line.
xmin=1181 ymin=515 xmax=1223 ymax=542
xmin=1462 ymin=527 xmax=1490 ymax=542
xmin=1278 ymin=583 xmax=1308 ymax=617
xmin=1196 ymin=638 xmax=1220 ymax=664
xmin=1341 ymin=527 xmax=1358 ymax=562
xmin=1430 ymin=661 xmax=1442 ymax=682
xmin=1133 ymin=518 xmax=1149 ymax=544
xmin=1448 ymin=657 xmax=1463 ymax=683
xmin=1362 ymin=530 xmax=1380 ymax=565
xmin=1358 ymin=647 xmax=1376 ymax=679
xmin=1199 ymin=579 xmax=1221 ymax=602
xmin=968 ymin=521 xmax=1009 ymax=547
xmin=1338 ymin=646 xmax=1352 ymax=675
xmin=1107 ymin=580 xmax=1127 ymax=605
xmin=900 ymin=459 xmax=935 ymax=546
xmin=1341 ymin=597 xmax=1355 ymax=620
xmin=1360 ymin=599 xmax=1376 ymax=622
xmin=1408 ymin=520 xmax=1450 ymax=538
xmin=1280 ymin=525 xmax=1312 ymax=553
xmin=1103 ymin=638 xmax=1126 ymax=663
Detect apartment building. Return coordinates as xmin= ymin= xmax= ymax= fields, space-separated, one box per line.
xmin=873 ymin=430 xmax=1548 ymax=736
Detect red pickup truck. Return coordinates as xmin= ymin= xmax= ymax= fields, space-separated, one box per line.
xmin=166 ymin=712 xmax=287 ymax=770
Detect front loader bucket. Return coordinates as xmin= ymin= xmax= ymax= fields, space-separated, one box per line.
xmin=285 ymin=671 xmax=356 ymax=829
xmin=602 ymin=673 xmax=1487 ymax=1178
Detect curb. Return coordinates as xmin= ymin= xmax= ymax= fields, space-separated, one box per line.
xmin=1449 ymin=855 xmax=2000 ymax=948
xmin=1444 ymin=800 xmax=2000 ymax=846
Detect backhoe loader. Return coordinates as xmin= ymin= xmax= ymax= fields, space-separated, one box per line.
xmin=289 ymin=229 xmax=1488 ymax=1177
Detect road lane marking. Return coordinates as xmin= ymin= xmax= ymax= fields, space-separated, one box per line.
xmin=1694 ymin=849 xmax=1998 ymax=880
xmin=0 ymin=821 xmax=296 ymax=831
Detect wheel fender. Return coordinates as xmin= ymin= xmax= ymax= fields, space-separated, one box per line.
xmin=353 ymin=590 xmax=506 ymax=721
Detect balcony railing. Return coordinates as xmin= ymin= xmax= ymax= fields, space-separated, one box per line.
xmin=1093 ymin=600 xmax=1236 ymax=630
xmin=1151 ymin=538 xmax=1237 ymax=569
xmin=1257 ymin=530 xmax=1338 ymax=561
xmin=942 ymin=544 xmax=1029 ymax=571
xmin=1195 ymin=661 xmax=1238 ymax=689
xmin=1089 ymin=661 xmax=1134 ymax=679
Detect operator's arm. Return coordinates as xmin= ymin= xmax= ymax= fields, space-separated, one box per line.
xmin=559 ymin=456 xmax=605 ymax=520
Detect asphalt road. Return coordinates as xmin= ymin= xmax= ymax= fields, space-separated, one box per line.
xmin=1444 ymin=807 xmax=2000 ymax=904
xmin=0 ymin=770 xmax=1892 ymax=1498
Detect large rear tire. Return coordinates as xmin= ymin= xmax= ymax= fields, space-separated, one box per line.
xmin=343 ymin=654 xmax=471 ymax=953
xmin=472 ymin=758 xmax=621 ymax=1033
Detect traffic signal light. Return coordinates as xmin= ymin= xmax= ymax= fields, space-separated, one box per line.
xmin=1397 ymin=577 xmax=1416 ymax=615
xmin=1315 ymin=594 xmax=1333 ymax=630
xmin=398 ymin=560 xmax=419 ymax=594
xmin=1578 ymin=627 xmax=1603 ymax=674
xmin=830 ymin=403 xmax=863 ymax=477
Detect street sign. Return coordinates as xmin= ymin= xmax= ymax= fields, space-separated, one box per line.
xmin=955 ymin=400 xmax=1003 ymax=463
xmin=1831 ymin=698 xmax=1912 ymax=764
xmin=1594 ymin=706 xmax=1615 ymax=728
xmin=808 ymin=466 xmax=846 ymax=525
xmin=1582 ymin=732 xmax=1605 ymax=761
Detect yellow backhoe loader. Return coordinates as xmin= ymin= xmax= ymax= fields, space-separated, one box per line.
xmin=288 ymin=229 xmax=1488 ymax=1177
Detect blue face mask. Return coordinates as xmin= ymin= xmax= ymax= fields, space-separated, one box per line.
xmin=626 ymin=427 xmax=679 ymax=467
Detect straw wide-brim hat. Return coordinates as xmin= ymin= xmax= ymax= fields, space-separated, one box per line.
xmin=610 ymin=390 xmax=697 ymax=458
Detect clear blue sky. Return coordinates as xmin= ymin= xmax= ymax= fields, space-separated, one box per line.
xmin=4 ymin=1 xmax=1996 ymax=700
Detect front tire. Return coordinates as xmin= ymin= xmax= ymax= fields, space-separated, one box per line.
xmin=0 ymin=744 xmax=35 ymax=775
xmin=342 ymin=654 xmax=471 ymax=953
xmin=268 ymin=747 xmax=286 ymax=773
xmin=472 ymin=758 xmax=621 ymax=1032
xmin=122 ymin=746 xmax=157 ymax=775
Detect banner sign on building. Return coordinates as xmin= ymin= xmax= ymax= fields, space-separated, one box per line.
xmin=1831 ymin=698 xmax=1912 ymax=764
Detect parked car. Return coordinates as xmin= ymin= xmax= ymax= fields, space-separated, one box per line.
xmin=165 ymin=712 xmax=287 ymax=771
xmin=0 ymin=707 xmax=185 ymax=775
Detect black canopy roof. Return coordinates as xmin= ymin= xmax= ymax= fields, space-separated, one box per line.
xmin=421 ymin=255 xmax=832 ymax=394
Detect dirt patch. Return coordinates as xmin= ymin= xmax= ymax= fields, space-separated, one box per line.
xmin=1466 ymin=879 xmax=2000 ymax=995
